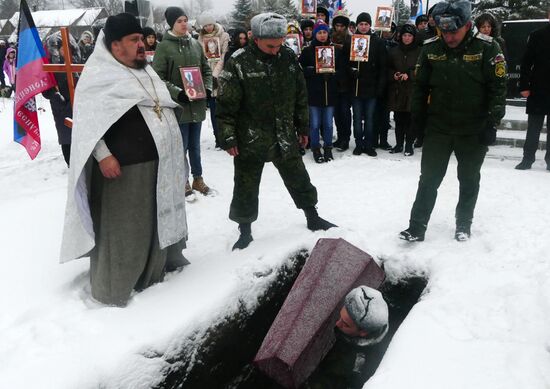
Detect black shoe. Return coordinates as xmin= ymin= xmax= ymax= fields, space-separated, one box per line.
xmin=232 ymin=223 xmax=253 ymax=250
xmin=379 ymin=142 xmax=392 ymax=151
xmin=352 ymin=146 xmax=363 ymax=155
xmin=399 ymin=228 xmax=425 ymax=242
xmin=363 ymin=147 xmax=377 ymax=157
xmin=515 ymin=160 xmax=533 ymax=170
xmin=389 ymin=145 xmax=403 ymax=154
xmin=455 ymin=226 xmax=471 ymax=242
xmin=414 ymin=140 xmax=423 ymax=148
xmin=304 ymin=207 xmax=337 ymax=231
xmin=333 ymin=139 xmax=342 ymax=149
xmin=324 ymin=146 xmax=334 ymax=162
xmin=336 ymin=141 xmax=349 ymax=151
xmin=312 ymin=148 xmax=324 ymax=163
xmin=404 ymin=144 xmax=414 ymax=156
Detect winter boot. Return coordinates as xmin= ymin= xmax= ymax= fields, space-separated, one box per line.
xmin=304 ymin=207 xmax=337 ymax=231
xmin=404 ymin=144 xmax=414 ymax=156
xmin=185 ymin=180 xmax=194 ymax=197
xmin=414 ymin=139 xmax=423 ymax=148
xmin=312 ymin=148 xmax=325 ymax=163
xmin=379 ymin=141 xmax=393 ymax=151
xmin=363 ymin=147 xmax=378 ymax=157
xmin=515 ymin=159 xmax=533 ymax=170
xmin=455 ymin=225 xmax=471 ymax=242
xmin=390 ymin=145 xmax=403 ymax=154
xmin=232 ymin=223 xmax=253 ymax=250
xmin=399 ymin=227 xmax=425 ymax=242
xmin=192 ymin=176 xmax=211 ymax=195
xmin=324 ymin=146 xmax=334 ymax=162
xmin=352 ymin=145 xmax=363 ymax=155
xmin=333 ymin=139 xmax=342 ymax=149
xmin=336 ymin=140 xmax=349 ymax=151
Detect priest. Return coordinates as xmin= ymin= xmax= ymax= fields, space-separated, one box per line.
xmin=60 ymin=13 xmax=189 ymax=306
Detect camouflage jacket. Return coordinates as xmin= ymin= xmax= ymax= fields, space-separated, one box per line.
xmin=152 ymin=31 xmax=213 ymax=123
xmin=216 ymin=42 xmax=309 ymax=159
xmin=412 ymin=29 xmax=507 ymax=135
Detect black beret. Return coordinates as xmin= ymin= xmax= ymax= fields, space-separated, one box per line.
xmin=104 ymin=13 xmax=142 ymax=48
xmin=165 ymin=7 xmax=186 ymax=30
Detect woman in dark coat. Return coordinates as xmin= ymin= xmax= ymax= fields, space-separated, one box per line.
xmin=43 ymin=31 xmax=82 ymax=166
xmin=223 ymin=27 xmax=248 ymax=65
xmin=386 ymin=24 xmax=421 ymax=156
xmin=299 ymin=20 xmax=345 ymax=163
xmin=474 ymin=13 xmax=508 ymax=60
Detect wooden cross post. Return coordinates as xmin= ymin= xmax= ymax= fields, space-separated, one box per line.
xmin=42 ymin=27 xmax=85 ymax=128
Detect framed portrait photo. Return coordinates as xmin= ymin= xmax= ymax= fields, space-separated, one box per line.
xmin=301 ymin=0 xmax=317 ymax=17
xmin=285 ymin=33 xmax=302 ymax=56
xmin=179 ymin=66 xmax=207 ymax=101
xmin=203 ymin=36 xmax=221 ymax=60
xmin=315 ymin=46 xmax=335 ymax=73
xmin=145 ymin=50 xmax=155 ymax=63
xmin=374 ymin=6 xmax=394 ymax=31
xmin=350 ymin=34 xmax=370 ymax=62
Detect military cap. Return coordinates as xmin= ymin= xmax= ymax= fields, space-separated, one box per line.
xmin=432 ymin=0 xmax=472 ymax=32
xmin=251 ymin=13 xmax=287 ymax=39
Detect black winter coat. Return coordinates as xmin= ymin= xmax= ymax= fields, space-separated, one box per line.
xmin=43 ymin=71 xmax=78 ymax=145
xmin=344 ymin=31 xmax=387 ymax=99
xmin=299 ymin=40 xmax=344 ymax=107
xmin=386 ymin=42 xmax=421 ymax=112
xmin=520 ymin=24 xmax=550 ymax=115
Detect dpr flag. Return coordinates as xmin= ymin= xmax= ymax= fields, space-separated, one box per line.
xmin=410 ymin=0 xmax=423 ymax=20
xmin=13 ymin=0 xmax=56 ymax=159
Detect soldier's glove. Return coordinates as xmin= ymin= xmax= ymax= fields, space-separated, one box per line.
xmin=350 ymin=67 xmax=360 ymax=79
xmin=52 ymin=92 xmax=66 ymax=105
xmin=178 ymin=91 xmax=190 ymax=104
xmin=303 ymin=66 xmax=315 ymax=77
xmin=479 ymin=124 xmax=497 ymax=146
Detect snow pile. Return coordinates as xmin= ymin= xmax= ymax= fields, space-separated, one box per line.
xmin=1 ymin=96 xmax=550 ymax=388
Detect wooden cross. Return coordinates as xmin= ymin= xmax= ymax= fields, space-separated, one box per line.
xmin=42 ymin=27 xmax=84 ymax=128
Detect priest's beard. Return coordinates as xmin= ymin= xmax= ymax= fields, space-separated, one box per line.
xmin=134 ymin=58 xmax=147 ymax=69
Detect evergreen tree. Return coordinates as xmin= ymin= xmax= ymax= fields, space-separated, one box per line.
xmin=474 ymin=0 xmax=550 ymax=21
xmin=231 ymin=0 xmax=254 ymax=29
xmin=279 ymin=0 xmax=299 ymax=20
xmin=263 ymin=0 xmax=279 ymax=13
xmin=0 ymin=0 xmax=18 ymax=19
xmin=392 ymin=0 xmax=411 ymax=25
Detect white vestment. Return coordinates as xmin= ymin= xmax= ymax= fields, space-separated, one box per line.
xmin=60 ymin=31 xmax=188 ymax=263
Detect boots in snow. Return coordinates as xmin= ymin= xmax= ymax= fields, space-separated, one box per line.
xmin=404 ymin=144 xmax=414 ymax=156
xmin=515 ymin=160 xmax=533 ymax=170
xmin=192 ymin=176 xmax=211 ymax=195
xmin=324 ymin=146 xmax=334 ymax=162
xmin=304 ymin=207 xmax=337 ymax=231
xmin=232 ymin=223 xmax=253 ymax=250
xmin=312 ymin=148 xmax=324 ymax=163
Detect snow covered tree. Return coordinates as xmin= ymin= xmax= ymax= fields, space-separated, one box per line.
xmin=231 ymin=0 xmax=254 ymax=29
xmin=263 ymin=0 xmax=280 ymax=13
xmin=0 ymin=0 xmax=18 ymax=19
xmin=474 ymin=0 xmax=550 ymax=21
xmin=279 ymin=0 xmax=299 ymax=20
xmin=393 ymin=0 xmax=411 ymax=25
xmin=70 ymin=0 xmax=123 ymax=16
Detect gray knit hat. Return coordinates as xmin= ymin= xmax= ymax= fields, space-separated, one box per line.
xmin=344 ymin=286 xmax=389 ymax=340
xmin=432 ymin=0 xmax=472 ymax=32
xmin=251 ymin=13 xmax=287 ymax=39
xmin=197 ymin=11 xmax=216 ymax=28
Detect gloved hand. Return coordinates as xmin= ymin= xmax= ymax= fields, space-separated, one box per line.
xmin=206 ymin=89 xmax=212 ymax=99
xmin=52 ymin=92 xmax=66 ymax=105
xmin=350 ymin=67 xmax=360 ymax=79
xmin=178 ymin=90 xmax=190 ymax=104
xmin=479 ymin=124 xmax=497 ymax=146
xmin=303 ymin=66 xmax=315 ymax=77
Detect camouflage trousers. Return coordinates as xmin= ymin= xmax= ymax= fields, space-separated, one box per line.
xmin=229 ymin=153 xmax=318 ymax=224
xmin=409 ymin=131 xmax=487 ymax=232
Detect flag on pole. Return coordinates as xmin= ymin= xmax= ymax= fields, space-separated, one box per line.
xmin=410 ymin=0 xmax=424 ymax=21
xmin=13 ymin=0 xmax=56 ymax=159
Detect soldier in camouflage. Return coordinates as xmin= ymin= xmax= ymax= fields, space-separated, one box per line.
xmin=399 ymin=0 xmax=507 ymax=243
xmin=216 ymin=13 xmax=336 ymax=251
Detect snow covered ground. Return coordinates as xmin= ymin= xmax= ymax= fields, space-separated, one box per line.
xmin=1 ymin=97 xmax=549 ymax=389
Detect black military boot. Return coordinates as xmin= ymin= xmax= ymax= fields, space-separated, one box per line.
xmin=324 ymin=146 xmax=334 ymax=162
xmin=515 ymin=159 xmax=533 ymax=170
xmin=455 ymin=225 xmax=471 ymax=242
xmin=390 ymin=145 xmax=403 ymax=154
xmin=232 ymin=223 xmax=253 ymax=250
xmin=304 ymin=207 xmax=337 ymax=231
xmin=404 ymin=143 xmax=414 ymax=156
xmin=312 ymin=148 xmax=324 ymax=163
xmin=399 ymin=227 xmax=425 ymax=242
xmin=336 ymin=140 xmax=349 ymax=151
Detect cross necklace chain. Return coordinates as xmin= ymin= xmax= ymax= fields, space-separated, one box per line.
xmin=126 ymin=67 xmax=164 ymax=121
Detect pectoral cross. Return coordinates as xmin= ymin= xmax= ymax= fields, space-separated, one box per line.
xmin=153 ymin=99 xmax=163 ymax=121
